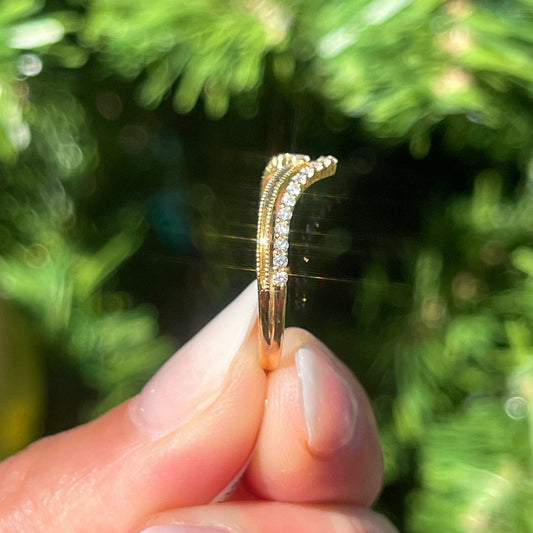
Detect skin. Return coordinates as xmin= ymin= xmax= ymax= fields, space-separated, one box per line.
xmin=0 ymin=326 xmax=397 ymax=533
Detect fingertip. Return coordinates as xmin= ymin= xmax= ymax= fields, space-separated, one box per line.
xmin=130 ymin=279 xmax=259 ymax=438
xmin=246 ymin=328 xmax=383 ymax=505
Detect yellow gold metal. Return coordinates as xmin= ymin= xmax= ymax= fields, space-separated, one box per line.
xmin=256 ymin=153 xmax=338 ymax=370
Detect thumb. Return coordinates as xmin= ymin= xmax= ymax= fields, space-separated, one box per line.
xmin=0 ymin=282 xmax=265 ymax=533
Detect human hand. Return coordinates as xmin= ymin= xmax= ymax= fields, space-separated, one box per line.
xmin=0 ymin=282 xmax=396 ymax=533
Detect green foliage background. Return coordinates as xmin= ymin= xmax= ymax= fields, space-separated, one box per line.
xmin=1 ymin=0 xmax=533 ymax=530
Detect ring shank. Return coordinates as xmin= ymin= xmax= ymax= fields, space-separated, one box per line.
xmin=258 ymin=286 xmax=286 ymax=371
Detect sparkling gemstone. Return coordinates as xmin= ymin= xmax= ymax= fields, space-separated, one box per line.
xmin=295 ymin=172 xmax=307 ymax=185
xmin=282 ymin=192 xmax=296 ymax=207
xmin=273 ymin=270 xmax=289 ymax=285
xmin=274 ymin=237 xmax=289 ymax=251
xmin=275 ymin=221 xmax=290 ymax=236
xmin=273 ymin=253 xmax=288 ymax=268
xmin=312 ymin=161 xmax=324 ymax=171
xmin=322 ymin=157 xmax=332 ymax=168
xmin=278 ymin=206 xmax=292 ymax=220
xmin=303 ymin=166 xmax=315 ymax=178
xmin=287 ymin=180 xmax=301 ymax=196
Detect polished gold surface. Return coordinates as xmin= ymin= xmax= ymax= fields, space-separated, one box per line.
xmin=256 ymin=153 xmax=338 ymax=370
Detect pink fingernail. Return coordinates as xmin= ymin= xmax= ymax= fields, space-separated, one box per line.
xmin=129 ymin=281 xmax=257 ymax=437
xmin=139 ymin=527 xmax=232 ymax=533
xmin=295 ymin=343 xmax=358 ymax=454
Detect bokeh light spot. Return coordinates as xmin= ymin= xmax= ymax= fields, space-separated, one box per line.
xmin=17 ymin=53 xmax=43 ymax=77
xmin=504 ymin=396 xmax=528 ymax=420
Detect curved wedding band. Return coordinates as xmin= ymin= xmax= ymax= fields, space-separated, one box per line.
xmin=256 ymin=153 xmax=338 ymax=371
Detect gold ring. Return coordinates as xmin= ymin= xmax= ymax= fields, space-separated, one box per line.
xmin=256 ymin=153 xmax=338 ymax=370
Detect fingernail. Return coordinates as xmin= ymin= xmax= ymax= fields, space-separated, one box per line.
xmin=140 ymin=526 xmax=232 ymax=533
xmin=295 ymin=343 xmax=358 ymax=454
xmin=130 ymin=281 xmax=258 ymax=437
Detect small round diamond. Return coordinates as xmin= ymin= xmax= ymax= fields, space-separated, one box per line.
xmin=312 ymin=161 xmax=324 ymax=171
xmin=295 ymin=172 xmax=307 ymax=185
xmin=273 ymin=271 xmax=289 ymax=285
xmin=303 ymin=166 xmax=315 ymax=178
xmin=282 ymin=192 xmax=296 ymax=207
xmin=275 ymin=221 xmax=290 ymax=236
xmin=273 ymin=253 xmax=288 ymax=268
xmin=287 ymin=180 xmax=301 ymax=196
xmin=274 ymin=237 xmax=289 ymax=251
xmin=321 ymin=157 xmax=331 ymax=168
xmin=278 ymin=207 xmax=292 ymax=220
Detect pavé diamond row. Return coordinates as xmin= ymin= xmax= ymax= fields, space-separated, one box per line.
xmin=264 ymin=155 xmax=338 ymax=287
